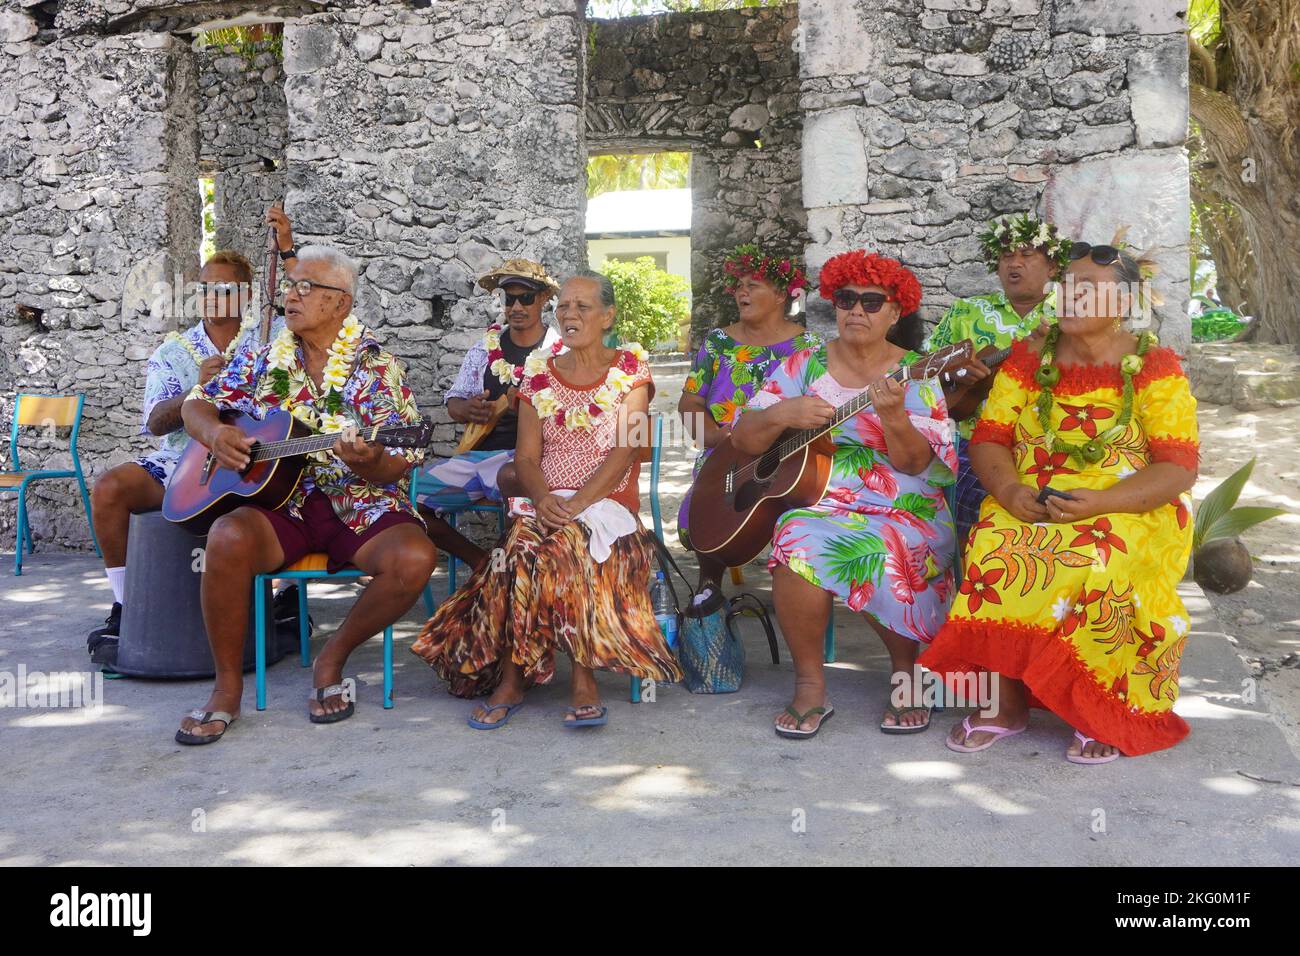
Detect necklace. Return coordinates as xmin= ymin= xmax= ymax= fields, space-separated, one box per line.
xmin=1034 ymin=326 xmax=1155 ymax=464
xmin=485 ymin=324 xmax=562 ymax=386
xmin=528 ymin=343 xmax=648 ymax=432
xmin=167 ymin=315 xmax=256 ymax=367
xmin=267 ymin=314 xmax=364 ymax=443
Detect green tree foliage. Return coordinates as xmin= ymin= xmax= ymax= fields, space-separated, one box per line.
xmin=587 ymin=152 xmax=689 ymax=198
xmin=603 ymin=256 xmax=690 ymax=349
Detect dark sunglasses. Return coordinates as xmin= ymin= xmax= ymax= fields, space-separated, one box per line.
xmin=832 ymin=290 xmax=892 ymax=313
xmin=503 ymin=290 xmax=538 ymax=307
xmin=1069 ymin=242 xmax=1126 ymax=267
xmin=200 ymin=281 xmax=246 ymax=296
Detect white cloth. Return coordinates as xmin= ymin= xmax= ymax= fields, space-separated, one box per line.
xmin=508 ymin=490 xmax=637 ymax=563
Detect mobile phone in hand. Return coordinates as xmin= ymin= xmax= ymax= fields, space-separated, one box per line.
xmin=1036 ymin=486 xmax=1078 ymax=505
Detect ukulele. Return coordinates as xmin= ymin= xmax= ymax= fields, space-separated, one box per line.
xmin=685 ymin=341 xmax=972 ymax=568
xmin=162 ymin=407 xmax=433 ymax=534
xmin=455 ymin=392 xmax=510 ymax=454
xmin=942 ymin=342 xmax=1013 ymax=421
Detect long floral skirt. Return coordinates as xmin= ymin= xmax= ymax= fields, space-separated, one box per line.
xmin=411 ymin=515 xmax=682 ymax=698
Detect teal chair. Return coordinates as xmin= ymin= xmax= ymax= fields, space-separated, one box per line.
xmin=411 ymin=476 xmax=505 ymax=616
xmin=2 ymin=393 xmax=99 ymax=575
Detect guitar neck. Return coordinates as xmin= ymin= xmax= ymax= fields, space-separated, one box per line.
xmin=250 ymin=423 xmax=383 ymax=462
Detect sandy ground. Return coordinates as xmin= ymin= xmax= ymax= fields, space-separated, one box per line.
xmin=0 ymin=356 xmax=1296 ymax=866
xmin=1193 ymin=402 xmax=1300 ymax=755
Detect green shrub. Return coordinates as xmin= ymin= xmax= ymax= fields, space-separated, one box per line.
xmin=602 ymin=257 xmax=690 ymax=350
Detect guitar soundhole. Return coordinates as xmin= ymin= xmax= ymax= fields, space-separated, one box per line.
xmin=755 ymin=453 xmax=778 ymax=483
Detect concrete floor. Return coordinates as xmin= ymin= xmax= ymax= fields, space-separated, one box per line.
xmin=1 ymin=355 xmax=1297 ymax=865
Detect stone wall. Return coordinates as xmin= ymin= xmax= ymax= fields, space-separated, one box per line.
xmin=797 ymin=0 xmax=1191 ymax=352
xmin=281 ymin=0 xmax=587 ymax=453
xmin=197 ymin=40 xmax=288 ymax=268
xmin=0 ymin=21 xmax=200 ymax=548
xmin=587 ymin=5 xmax=804 ymax=345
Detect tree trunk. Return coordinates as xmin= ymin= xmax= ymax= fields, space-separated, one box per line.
xmin=1190 ymin=177 xmax=1255 ymax=315
xmin=1190 ymin=83 xmax=1300 ymax=346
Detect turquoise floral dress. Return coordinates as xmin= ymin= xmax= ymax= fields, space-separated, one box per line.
xmin=742 ymin=345 xmax=958 ymax=642
xmin=678 ymin=326 xmax=823 ymax=549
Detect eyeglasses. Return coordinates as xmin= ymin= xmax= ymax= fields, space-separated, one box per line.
xmin=1068 ymin=242 xmax=1140 ymax=282
xmin=503 ymin=290 xmax=538 ymax=307
xmin=832 ymin=290 xmax=893 ymax=313
xmin=200 ymin=282 xmax=247 ymax=297
xmin=279 ymin=278 xmax=350 ymax=298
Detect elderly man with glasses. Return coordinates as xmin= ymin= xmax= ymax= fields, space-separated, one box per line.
xmin=86 ymin=250 xmax=275 ymax=664
xmin=172 ymin=245 xmax=437 ymax=744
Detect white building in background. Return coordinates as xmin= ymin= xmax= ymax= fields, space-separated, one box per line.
xmin=586 ymin=187 xmax=692 ymax=312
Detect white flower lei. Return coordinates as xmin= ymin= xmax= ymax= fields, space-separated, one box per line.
xmin=484 ymin=323 xmax=563 ymax=386
xmin=267 ymin=314 xmax=364 ymax=456
xmin=530 ymin=343 xmax=648 ymax=432
xmin=167 ymin=313 xmax=258 ymax=368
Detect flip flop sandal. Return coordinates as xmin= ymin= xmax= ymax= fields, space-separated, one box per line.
xmin=945 ymin=715 xmax=1025 ymax=753
xmin=468 ymin=700 xmax=524 ymax=730
xmin=881 ymin=702 xmax=932 ymax=735
xmin=562 ymin=705 xmax=608 ymax=728
xmin=775 ymin=703 xmax=835 ymax=739
xmin=1066 ymin=730 xmax=1121 ymax=764
xmin=175 ymin=709 xmax=237 ymax=746
xmin=308 ymin=683 xmax=356 ymax=725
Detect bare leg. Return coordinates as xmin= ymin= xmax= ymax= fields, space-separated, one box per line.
xmin=694 ymin=552 xmax=726 ymax=599
xmin=947 ymin=673 xmax=1030 ymax=748
xmin=868 ymin=621 xmax=929 ymax=730
xmin=418 ymin=504 xmax=487 ymax=570
xmin=771 ymin=564 xmax=832 ymax=733
xmin=177 ymin=507 xmax=284 ymax=739
xmin=309 ymin=523 xmax=438 ymax=718
xmin=563 ymin=660 xmax=603 ymax=722
xmin=470 ymin=656 xmax=526 ymax=725
xmin=91 ymin=463 xmax=165 ymax=568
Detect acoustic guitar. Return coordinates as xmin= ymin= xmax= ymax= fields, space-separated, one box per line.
xmin=162 ymin=407 xmax=433 ymax=534
xmin=686 ymin=341 xmax=973 ymax=568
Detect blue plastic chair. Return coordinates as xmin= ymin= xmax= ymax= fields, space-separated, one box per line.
xmin=410 ymin=471 xmax=506 ymax=615
xmin=2 ymin=393 xmax=99 ymax=575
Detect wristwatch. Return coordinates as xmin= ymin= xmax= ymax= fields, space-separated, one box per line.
xmin=279 ymin=245 xmax=298 ymax=260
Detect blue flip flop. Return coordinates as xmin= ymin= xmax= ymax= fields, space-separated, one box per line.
xmin=468 ymin=701 xmax=524 ymax=730
xmin=563 ymin=705 xmax=608 ymax=728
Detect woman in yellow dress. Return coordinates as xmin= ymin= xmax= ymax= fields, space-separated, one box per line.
xmin=918 ymin=241 xmax=1198 ymax=762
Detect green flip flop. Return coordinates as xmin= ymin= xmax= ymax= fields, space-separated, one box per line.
xmin=775 ymin=703 xmax=834 ymax=739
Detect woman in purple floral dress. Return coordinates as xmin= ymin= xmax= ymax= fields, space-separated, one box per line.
xmin=677 ymin=245 xmax=821 ymax=603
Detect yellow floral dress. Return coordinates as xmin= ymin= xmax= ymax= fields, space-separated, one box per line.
xmin=918 ymin=339 xmax=1199 ymax=755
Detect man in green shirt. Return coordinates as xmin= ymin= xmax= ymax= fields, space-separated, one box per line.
xmin=925 ymin=213 xmax=1072 ymax=546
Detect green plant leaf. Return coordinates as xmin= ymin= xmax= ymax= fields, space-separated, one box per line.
xmin=824 ymin=532 xmax=884 ymax=587
xmin=1201 ymin=506 xmax=1290 ymax=546
xmin=1193 ymin=457 xmax=1255 ymax=551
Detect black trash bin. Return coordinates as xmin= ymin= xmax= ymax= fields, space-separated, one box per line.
xmin=113 ymin=511 xmax=288 ymax=679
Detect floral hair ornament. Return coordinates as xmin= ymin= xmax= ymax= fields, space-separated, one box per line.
xmin=721 ymin=243 xmax=810 ymax=299
xmin=817 ymin=250 xmax=923 ymax=316
xmin=978 ymin=213 xmax=1072 ymax=278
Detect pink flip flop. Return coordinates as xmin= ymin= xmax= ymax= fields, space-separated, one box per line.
xmin=945 ymin=715 xmax=1026 ymax=753
xmin=1066 ymin=730 xmax=1121 ymax=764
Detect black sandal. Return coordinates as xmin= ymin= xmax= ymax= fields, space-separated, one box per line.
xmin=308 ymin=683 xmax=355 ymax=724
xmin=175 ymin=709 xmax=237 ymax=746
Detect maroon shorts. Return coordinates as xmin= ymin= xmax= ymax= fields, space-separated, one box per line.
xmin=253 ymin=490 xmax=422 ymax=573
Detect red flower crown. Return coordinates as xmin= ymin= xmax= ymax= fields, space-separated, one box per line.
xmin=818 ymin=251 xmax=922 ymax=315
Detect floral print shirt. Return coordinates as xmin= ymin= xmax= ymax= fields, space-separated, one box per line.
xmin=194 ymin=327 xmax=424 ymax=532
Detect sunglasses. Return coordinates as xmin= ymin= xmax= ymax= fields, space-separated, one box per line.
xmin=832 ymin=290 xmax=893 ymax=314
xmin=279 ymin=278 xmax=350 ymax=298
xmin=200 ymin=282 xmax=246 ymax=296
xmin=1069 ymin=242 xmax=1129 ymax=267
xmin=503 ymin=290 xmax=538 ymax=307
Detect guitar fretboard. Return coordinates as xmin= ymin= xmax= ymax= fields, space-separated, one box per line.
xmin=249 ymin=424 xmax=382 ymax=462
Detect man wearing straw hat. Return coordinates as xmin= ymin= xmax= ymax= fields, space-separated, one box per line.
xmin=418 ymin=258 xmax=564 ymax=571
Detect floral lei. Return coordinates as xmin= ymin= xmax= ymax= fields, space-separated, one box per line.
xmin=167 ymin=313 xmax=257 ymax=367
xmin=267 ymin=313 xmax=364 ymax=437
xmin=978 ymin=214 xmax=1072 ymax=278
xmin=1034 ymin=325 xmax=1156 ymax=464
xmin=485 ymin=323 xmax=563 ymax=387
xmin=527 ymin=343 xmax=648 ymax=432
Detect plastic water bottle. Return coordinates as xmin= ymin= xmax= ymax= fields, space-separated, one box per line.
xmin=652 ymin=571 xmax=678 ymax=649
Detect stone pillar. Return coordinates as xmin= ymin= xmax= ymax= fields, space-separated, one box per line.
xmin=798 ymin=0 xmax=1190 ymax=351
xmin=0 ymin=17 xmax=200 ymax=550
xmin=281 ymin=0 xmax=586 ymax=454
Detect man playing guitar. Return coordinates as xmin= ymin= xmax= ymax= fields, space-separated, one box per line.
xmin=174 ymin=246 xmax=437 ymax=744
